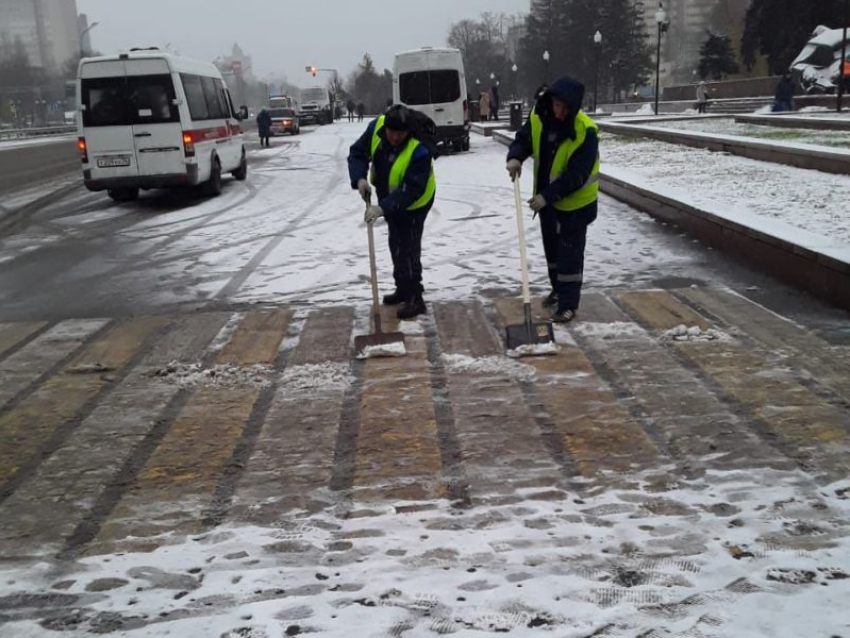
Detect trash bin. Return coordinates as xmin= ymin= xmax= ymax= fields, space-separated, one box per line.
xmin=509 ymin=101 xmax=523 ymax=131
xmin=468 ymin=99 xmax=480 ymax=124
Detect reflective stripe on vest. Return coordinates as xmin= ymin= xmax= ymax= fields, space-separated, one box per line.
xmin=530 ymin=108 xmax=600 ymax=212
xmin=369 ymin=116 xmax=437 ymax=211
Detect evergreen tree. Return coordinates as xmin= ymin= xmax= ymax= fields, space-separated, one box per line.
xmin=742 ymin=0 xmax=847 ymax=74
xmin=698 ymin=31 xmax=740 ymax=80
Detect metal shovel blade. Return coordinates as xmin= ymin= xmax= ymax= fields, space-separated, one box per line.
xmin=354 ymin=330 xmax=406 ymax=359
xmin=505 ymin=320 xmax=555 ymax=352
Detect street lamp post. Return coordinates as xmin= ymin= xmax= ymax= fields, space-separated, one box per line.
xmin=512 ymin=63 xmax=518 ymax=100
xmin=838 ymin=0 xmax=848 ymax=113
xmin=654 ymin=3 xmax=667 ymax=116
xmin=593 ymin=30 xmax=603 ymax=113
xmin=543 ymin=50 xmax=550 ymax=84
xmin=79 ymin=21 xmax=99 ymax=58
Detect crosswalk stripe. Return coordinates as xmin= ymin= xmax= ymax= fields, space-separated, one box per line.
xmin=493 ymin=297 xmax=659 ymax=477
xmin=617 ymin=290 xmax=849 ymax=481
xmin=0 ymin=321 xmax=47 ymax=360
xmin=677 ymin=287 xmax=850 ymax=406
xmin=574 ymin=292 xmax=782 ymax=471
xmin=0 ymin=319 xmax=109 ymax=410
xmin=0 ymin=313 xmax=231 ymax=558
xmin=229 ymin=307 xmax=355 ymax=522
xmin=354 ymin=307 xmax=443 ymax=502
xmin=432 ymin=301 xmax=563 ymax=503
xmin=92 ymin=310 xmax=290 ymax=549
xmin=0 ymin=317 xmax=169 ymax=489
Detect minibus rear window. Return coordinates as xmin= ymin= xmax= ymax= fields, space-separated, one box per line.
xmin=82 ymin=75 xmax=178 ymax=126
xmin=399 ymin=70 xmax=461 ymax=105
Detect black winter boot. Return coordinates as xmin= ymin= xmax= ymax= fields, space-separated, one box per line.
xmin=397 ymin=295 xmax=426 ymax=320
xmin=382 ymin=290 xmax=405 ymax=305
xmin=542 ymin=291 xmax=558 ymax=308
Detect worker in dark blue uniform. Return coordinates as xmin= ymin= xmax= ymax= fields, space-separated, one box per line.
xmin=506 ymin=76 xmax=599 ymax=323
xmin=348 ymin=104 xmax=436 ymax=320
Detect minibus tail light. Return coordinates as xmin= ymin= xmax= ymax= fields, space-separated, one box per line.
xmin=182 ymin=131 xmax=196 ymax=157
xmin=78 ymin=137 xmax=88 ymax=163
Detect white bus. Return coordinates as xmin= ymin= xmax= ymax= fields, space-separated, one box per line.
xmin=77 ymin=48 xmax=248 ymax=202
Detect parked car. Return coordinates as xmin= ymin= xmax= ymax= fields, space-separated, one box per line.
xmin=790 ymin=25 xmax=850 ymax=94
xmin=76 ymin=48 xmax=248 ymax=202
xmin=269 ymin=107 xmax=300 ymax=136
xmin=393 ymin=47 xmax=470 ymax=153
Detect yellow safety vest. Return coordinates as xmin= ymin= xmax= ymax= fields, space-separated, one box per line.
xmin=530 ymin=108 xmax=600 ymax=211
xmin=369 ymin=115 xmax=437 ymax=211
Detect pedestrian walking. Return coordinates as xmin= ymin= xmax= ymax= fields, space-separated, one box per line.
xmin=256 ymin=107 xmax=272 ymax=147
xmin=505 ymin=76 xmax=600 ymax=324
xmin=478 ymin=91 xmax=491 ymax=122
xmin=347 ymin=99 xmax=356 ymax=122
xmin=356 ymin=102 xmax=365 ymax=122
xmin=490 ymin=84 xmax=501 ymax=121
xmin=696 ymin=81 xmax=709 ymax=114
xmin=348 ymin=104 xmax=438 ymax=319
xmin=774 ymin=74 xmax=795 ymax=112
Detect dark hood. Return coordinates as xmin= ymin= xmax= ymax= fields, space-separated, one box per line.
xmin=536 ymin=76 xmax=585 ymax=137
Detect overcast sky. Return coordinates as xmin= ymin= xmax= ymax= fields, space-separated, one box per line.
xmin=76 ymin=0 xmax=528 ymax=86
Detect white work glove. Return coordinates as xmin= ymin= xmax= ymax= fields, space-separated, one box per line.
xmin=528 ymin=194 xmax=547 ymax=213
xmin=357 ymin=178 xmax=372 ymax=203
xmin=364 ymin=204 xmax=384 ymax=224
xmin=506 ymin=158 xmax=522 ymax=181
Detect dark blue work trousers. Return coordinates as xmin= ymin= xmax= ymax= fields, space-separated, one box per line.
xmin=537 ymin=201 xmax=597 ymax=311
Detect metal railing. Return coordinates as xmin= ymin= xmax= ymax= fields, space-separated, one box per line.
xmin=0 ymin=125 xmax=76 ymax=141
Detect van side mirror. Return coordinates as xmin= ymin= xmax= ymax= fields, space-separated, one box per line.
xmin=238 ymin=105 xmax=249 ymax=120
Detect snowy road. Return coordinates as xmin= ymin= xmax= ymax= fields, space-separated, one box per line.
xmin=0 ymin=124 xmax=849 ymax=637
xmin=0 ymin=121 xmax=829 ymax=322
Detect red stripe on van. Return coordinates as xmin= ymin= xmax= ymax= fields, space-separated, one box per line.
xmin=186 ymin=125 xmax=230 ymax=142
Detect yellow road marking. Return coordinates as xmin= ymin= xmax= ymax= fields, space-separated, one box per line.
xmin=0 ymin=317 xmax=169 ymax=486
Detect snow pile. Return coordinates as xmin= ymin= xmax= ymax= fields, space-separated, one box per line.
xmin=356 ymin=340 xmax=407 ymax=360
xmin=573 ymin=321 xmax=647 ymax=340
xmin=798 ymin=106 xmax=830 ymax=113
xmin=635 ymin=103 xmax=655 ymax=115
xmin=398 ymin=319 xmax=424 ymax=335
xmin=664 ymin=324 xmax=728 ymax=342
xmin=506 ymin=341 xmax=559 ymax=358
xmin=754 ymin=105 xmax=773 ymax=114
xmin=150 ymin=361 xmax=274 ymax=388
xmin=441 ymin=353 xmax=536 ymax=382
xmin=281 ymin=362 xmax=353 ymax=391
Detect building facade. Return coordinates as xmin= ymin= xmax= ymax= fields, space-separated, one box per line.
xmin=638 ymin=0 xmax=749 ymax=86
xmin=0 ymin=0 xmax=82 ymax=71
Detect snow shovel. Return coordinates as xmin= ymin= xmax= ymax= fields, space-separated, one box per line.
xmin=505 ymin=177 xmax=556 ymax=356
xmin=354 ymin=215 xmax=406 ymax=359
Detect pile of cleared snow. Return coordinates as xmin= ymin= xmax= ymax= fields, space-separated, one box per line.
xmin=664 ymin=324 xmax=727 ymax=342
xmin=441 ymin=353 xmax=536 ymax=382
xmin=281 ymin=362 xmax=353 ymax=391
xmin=573 ymin=321 xmax=647 ymax=340
xmin=356 ymin=341 xmax=407 ymax=360
xmin=799 ymin=106 xmax=830 ymax=113
xmin=150 ymin=361 xmax=273 ymax=388
xmin=635 ymin=103 xmax=655 ymax=115
xmin=506 ymin=341 xmax=559 ymax=358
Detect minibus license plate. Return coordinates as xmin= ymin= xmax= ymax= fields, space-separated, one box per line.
xmin=97 ymin=156 xmax=131 ymax=168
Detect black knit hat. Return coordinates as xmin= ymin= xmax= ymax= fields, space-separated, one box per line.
xmin=384 ymin=104 xmax=411 ymax=131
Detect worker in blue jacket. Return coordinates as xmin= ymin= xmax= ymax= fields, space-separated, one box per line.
xmin=348 ymin=105 xmax=437 ymax=320
xmin=506 ymin=76 xmax=600 ymax=323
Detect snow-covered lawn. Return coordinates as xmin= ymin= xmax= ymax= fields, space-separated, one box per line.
xmin=652 ymin=117 xmax=850 ymax=149
xmin=603 ymin=134 xmax=850 ymax=246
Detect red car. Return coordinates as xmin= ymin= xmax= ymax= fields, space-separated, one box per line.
xmin=269 ymin=108 xmax=300 ymax=136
